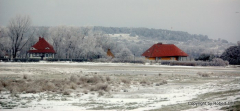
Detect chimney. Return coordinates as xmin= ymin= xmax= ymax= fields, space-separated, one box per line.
xmin=157 ymin=42 xmax=162 ymax=45
xmin=39 ymin=37 xmax=42 ymax=40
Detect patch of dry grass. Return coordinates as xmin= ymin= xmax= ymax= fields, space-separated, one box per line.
xmin=0 ymin=72 xmax=176 ymax=95
xmin=0 ymin=74 xmax=113 ymax=95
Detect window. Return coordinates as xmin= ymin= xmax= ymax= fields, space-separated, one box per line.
xmin=45 ymin=47 xmax=50 ymax=49
xmin=30 ymin=47 xmax=36 ymax=50
xmin=46 ymin=54 xmax=48 ymax=57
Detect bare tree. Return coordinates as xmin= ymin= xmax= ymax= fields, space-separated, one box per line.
xmin=7 ymin=15 xmax=32 ymax=59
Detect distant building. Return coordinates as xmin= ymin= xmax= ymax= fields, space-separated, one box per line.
xmin=1 ymin=50 xmax=10 ymax=59
xmin=4 ymin=53 xmax=9 ymax=59
xmin=107 ymin=49 xmax=114 ymax=58
xmin=142 ymin=43 xmax=188 ymax=61
xmin=28 ymin=37 xmax=56 ymax=60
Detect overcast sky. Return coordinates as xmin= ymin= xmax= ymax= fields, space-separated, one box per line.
xmin=0 ymin=0 xmax=239 ymax=43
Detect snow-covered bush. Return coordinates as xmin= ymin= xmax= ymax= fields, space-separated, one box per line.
xmin=114 ymin=48 xmax=134 ymax=62
xmin=211 ymin=58 xmax=229 ymax=66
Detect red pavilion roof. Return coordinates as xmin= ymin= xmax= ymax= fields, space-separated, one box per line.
xmin=28 ymin=37 xmax=56 ymax=53
xmin=142 ymin=43 xmax=188 ymax=57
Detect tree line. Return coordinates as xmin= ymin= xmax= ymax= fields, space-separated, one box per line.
xmin=0 ymin=15 xmax=134 ymax=60
xmin=0 ymin=15 xmax=239 ymax=64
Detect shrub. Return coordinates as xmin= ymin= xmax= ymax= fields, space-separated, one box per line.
xmin=79 ymin=76 xmax=89 ymax=84
xmin=1 ymin=80 xmax=9 ymax=87
xmin=211 ymin=58 xmax=229 ymax=66
xmin=69 ymin=82 xmax=77 ymax=90
xmin=106 ymin=76 xmax=111 ymax=82
xmin=83 ymin=90 xmax=88 ymax=94
xmin=121 ymin=78 xmax=131 ymax=84
xmin=158 ymin=73 xmax=162 ymax=76
xmin=23 ymin=74 xmax=28 ymax=79
xmin=90 ymin=83 xmax=109 ymax=92
xmin=26 ymin=86 xmax=37 ymax=93
xmin=197 ymin=72 xmax=210 ymax=77
xmin=140 ymin=79 xmax=148 ymax=85
xmin=70 ymin=75 xmax=78 ymax=83
xmin=9 ymin=85 xmax=20 ymax=94
xmin=41 ymin=82 xmax=56 ymax=92
xmin=78 ymin=75 xmax=105 ymax=85
xmin=63 ymin=90 xmax=70 ymax=95
xmin=0 ymin=81 xmax=3 ymax=91
xmin=98 ymin=90 xmax=105 ymax=96
xmin=87 ymin=76 xmax=100 ymax=84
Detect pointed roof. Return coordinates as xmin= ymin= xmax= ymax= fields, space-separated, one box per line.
xmin=28 ymin=37 xmax=56 ymax=53
xmin=107 ymin=49 xmax=114 ymax=57
xmin=142 ymin=43 xmax=188 ymax=57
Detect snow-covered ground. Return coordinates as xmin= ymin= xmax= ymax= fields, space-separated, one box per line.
xmin=0 ymin=62 xmax=240 ymax=111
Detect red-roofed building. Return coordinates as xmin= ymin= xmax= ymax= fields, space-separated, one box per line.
xmin=28 ymin=37 xmax=56 ymax=60
xmin=142 ymin=43 xmax=188 ymax=61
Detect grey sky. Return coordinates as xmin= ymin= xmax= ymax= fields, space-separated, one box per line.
xmin=0 ymin=0 xmax=239 ymax=43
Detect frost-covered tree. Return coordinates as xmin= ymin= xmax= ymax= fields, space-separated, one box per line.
xmin=220 ymin=44 xmax=240 ymax=65
xmin=48 ymin=26 xmax=108 ymax=59
xmin=115 ymin=47 xmax=134 ymax=62
xmin=0 ymin=26 xmax=11 ymax=58
xmin=35 ymin=26 xmax=49 ymax=39
xmin=7 ymin=15 xmax=32 ymax=58
xmin=195 ymin=53 xmax=216 ymax=61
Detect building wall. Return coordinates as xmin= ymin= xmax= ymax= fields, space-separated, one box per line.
xmin=29 ymin=53 xmax=55 ymax=59
xmin=160 ymin=57 xmax=176 ymax=60
xmin=145 ymin=56 xmax=180 ymax=61
xmin=145 ymin=57 xmax=156 ymax=60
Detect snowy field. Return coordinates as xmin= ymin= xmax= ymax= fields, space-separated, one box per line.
xmin=0 ymin=62 xmax=240 ymax=111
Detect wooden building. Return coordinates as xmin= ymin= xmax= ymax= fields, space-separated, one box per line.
xmin=28 ymin=37 xmax=56 ymax=60
xmin=107 ymin=49 xmax=114 ymax=58
xmin=142 ymin=43 xmax=188 ymax=61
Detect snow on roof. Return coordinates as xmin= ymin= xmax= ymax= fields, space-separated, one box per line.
xmin=142 ymin=43 xmax=188 ymax=57
xmin=28 ymin=37 xmax=56 ymax=53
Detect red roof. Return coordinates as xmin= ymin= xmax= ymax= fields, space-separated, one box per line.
xmin=142 ymin=43 xmax=188 ymax=57
xmin=28 ymin=37 xmax=56 ymax=53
